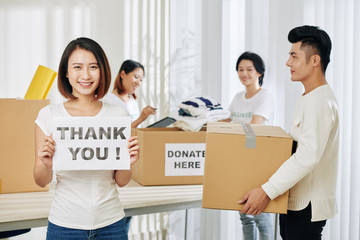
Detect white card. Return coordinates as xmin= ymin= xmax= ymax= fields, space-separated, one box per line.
xmin=52 ymin=116 xmax=131 ymax=170
xmin=165 ymin=143 xmax=206 ymax=176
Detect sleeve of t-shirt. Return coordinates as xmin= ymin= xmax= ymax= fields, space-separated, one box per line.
xmin=252 ymin=90 xmax=274 ymax=121
xmin=34 ymin=105 xmax=52 ymax=136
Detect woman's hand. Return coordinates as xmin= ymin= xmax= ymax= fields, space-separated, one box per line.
xmin=34 ymin=126 xmax=55 ymax=187
xmin=218 ymin=118 xmax=232 ymax=122
xmin=38 ymin=134 xmax=56 ymax=169
xmin=140 ymin=105 xmax=156 ymax=121
xmin=114 ymin=136 xmax=140 ymax=187
xmin=128 ymin=136 xmax=140 ymax=165
xmin=132 ymin=106 xmax=156 ymax=128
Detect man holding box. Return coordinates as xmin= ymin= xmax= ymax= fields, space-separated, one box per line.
xmin=238 ymin=25 xmax=339 ymax=240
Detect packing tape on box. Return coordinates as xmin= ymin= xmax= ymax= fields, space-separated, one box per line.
xmin=241 ymin=123 xmax=256 ymax=148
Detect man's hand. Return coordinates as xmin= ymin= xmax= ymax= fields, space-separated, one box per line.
xmin=238 ymin=187 xmax=270 ymax=215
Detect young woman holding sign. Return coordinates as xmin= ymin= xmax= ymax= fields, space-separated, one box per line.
xmin=33 ymin=37 xmax=139 ymax=240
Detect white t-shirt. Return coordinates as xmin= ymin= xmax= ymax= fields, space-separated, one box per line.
xmin=102 ymin=92 xmax=140 ymax=122
xmin=35 ymin=102 xmax=128 ymax=230
xmin=228 ymin=88 xmax=274 ymax=125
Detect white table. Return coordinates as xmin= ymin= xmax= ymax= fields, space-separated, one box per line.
xmin=0 ymin=180 xmax=203 ymax=231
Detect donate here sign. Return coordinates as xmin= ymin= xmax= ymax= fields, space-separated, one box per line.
xmin=165 ymin=143 xmax=206 ymax=176
xmin=52 ymin=116 xmax=131 ymax=171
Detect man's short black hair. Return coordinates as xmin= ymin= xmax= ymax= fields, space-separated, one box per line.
xmin=288 ymin=25 xmax=332 ymax=73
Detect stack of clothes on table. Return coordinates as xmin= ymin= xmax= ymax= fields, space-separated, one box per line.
xmin=172 ymin=96 xmax=230 ymax=131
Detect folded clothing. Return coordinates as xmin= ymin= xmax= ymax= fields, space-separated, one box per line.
xmin=178 ymin=96 xmax=223 ymax=117
xmin=173 ymin=96 xmax=230 ymax=131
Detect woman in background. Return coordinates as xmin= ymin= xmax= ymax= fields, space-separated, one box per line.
xmin=102 ymin=59 xmax=156 ymax=128
xmin=102 ymin=59 xmax=155 ymax=233
xmin=223 ymin=51 xmax=275 ymax=240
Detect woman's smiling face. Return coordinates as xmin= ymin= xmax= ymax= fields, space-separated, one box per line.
xmin=237 ymin=59 xmax=261 ymax=88
xmin=66 ymin=48 xmax=100 ymax=98
xmin=121 ymin=67 xmax=144 ymax=94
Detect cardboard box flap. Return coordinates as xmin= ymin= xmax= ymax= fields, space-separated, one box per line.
xmin=206 ymin=122 xmax=291 ymax=139
xmin=135 ymin=127 xmax=206 ymax=133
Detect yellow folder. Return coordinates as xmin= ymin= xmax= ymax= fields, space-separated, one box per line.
xmin=24 ymin=65 xmax=57 ymax=100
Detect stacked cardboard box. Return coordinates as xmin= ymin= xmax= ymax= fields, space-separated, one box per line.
xmin=0 ymin=99 xmax=50 ymax=193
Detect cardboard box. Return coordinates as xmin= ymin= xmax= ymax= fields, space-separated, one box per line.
xmin=131 ymin=127 xmax=206 ymax=185
xmin=0 ymin=99 xmax=50 ymax=193
xmin=202 ymin=122 xmax=293 ymax=214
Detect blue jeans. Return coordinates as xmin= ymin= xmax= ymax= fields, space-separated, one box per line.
xmin=46 ymin=218 xmax=128 ymax=240
xmin=124 ymin=216 xmax=132 ymax=233
xmin=240 ymin=212 xmax=274 ymax=240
